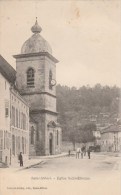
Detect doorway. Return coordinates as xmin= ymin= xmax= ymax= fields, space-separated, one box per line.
xmin=49 ymin=133 xmax=53 ymax=155
xmin=10 ymin=149 xmax=11 ymax=165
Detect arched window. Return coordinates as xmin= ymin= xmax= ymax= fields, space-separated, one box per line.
xmin=49 ymin=70 xmax=52 ymax=90
xmin=27 ymin=68 xmax=35 ymax=87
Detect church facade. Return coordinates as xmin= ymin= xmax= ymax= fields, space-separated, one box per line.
xmin=0 ymin=19 xmax=62 ymax=166
xmin=13 ymin=19 xmax=62 ymax=156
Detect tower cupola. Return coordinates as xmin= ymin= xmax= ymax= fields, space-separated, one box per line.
xmin=21 ymin=18 xmax=52 ymax=54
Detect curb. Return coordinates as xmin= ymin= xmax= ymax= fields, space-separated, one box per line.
xmin=16 ymin=153 xmax=68 ymax=171
xmin=29 ymin=153 xmax=68 ymax=160
xmin=16 ymin=160 xmax=46 ymax=171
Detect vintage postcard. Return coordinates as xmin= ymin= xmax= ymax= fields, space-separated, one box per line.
xmin=0 ymin=0 xmax=121 ymax=195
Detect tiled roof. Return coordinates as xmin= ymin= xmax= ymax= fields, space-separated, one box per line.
xmin=101 ymin=125 xmax=121 ymax=134
xmin=0 ymin=55 xmax=16 ymax=84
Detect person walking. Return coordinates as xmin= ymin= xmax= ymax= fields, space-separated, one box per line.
xmin=76 ymin=148 xmax=80 ymax=159
xmin=87 ymin=148 xmax=91 ymax=159
xmin=83 ymin=146 xmax=86 ymax=156
xmin=68 ymin=149 xmax=71 ymax=157
xmin=81 ymin=147 xmax=83 ymax=159
xmin=19 ymin=152 xmax=23 ymax=166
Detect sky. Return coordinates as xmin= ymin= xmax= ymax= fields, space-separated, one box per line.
xmin=0 ymin=0 xmax=121 ymax=88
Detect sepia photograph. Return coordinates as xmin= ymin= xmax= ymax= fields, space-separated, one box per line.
xmin=0 ymin=0 xmax=121 ymax=195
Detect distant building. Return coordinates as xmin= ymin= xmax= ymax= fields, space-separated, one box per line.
xmin=100 ymin=125 xmax=121 ymax=152
xmin=93 ymin=129 xmax=101 ymax=146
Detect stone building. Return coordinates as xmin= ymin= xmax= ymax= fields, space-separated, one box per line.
xmin=10 ymin=87 xmax=29 ymax=165
xmin=0 ymin=19 xmax=62 ymax=163
xmin=13 ymin=19 xmax=61 ymax=156
xmin=100 ymin=125 xmax=121 ymax=152
xmin=0 ymin=55 xmax=13 ymax=164
xmin=0 ymin=55 xmax=29 ymax=165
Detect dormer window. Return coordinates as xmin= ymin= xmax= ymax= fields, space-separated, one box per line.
xmin=27 ymin=68 xmax=35 ymax=87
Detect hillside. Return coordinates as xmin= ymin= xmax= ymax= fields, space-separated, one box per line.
xmin=56 ymin=84 xmax=120 ymax=141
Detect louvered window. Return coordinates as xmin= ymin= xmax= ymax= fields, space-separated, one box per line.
xmin=27 ymin=68 xmax=34 ymax=87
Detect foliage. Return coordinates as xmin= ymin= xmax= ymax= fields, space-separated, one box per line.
xmin=56 ymin=84 xmax=120 ymax=142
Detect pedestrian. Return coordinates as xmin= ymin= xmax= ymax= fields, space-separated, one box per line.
xmin=81 ymin=147 xmax=83 ymax=159
xmin=68 ymin=149 xmax=71 ymax=157
xmin=83 ymin=147 xmax=86 ymax=156
xmin=76 ymin=148 xmax=80 ymax=159
xmin=87 ymin=148 xmax=91 ymax=159
xmin=19 ymin=152 xmax=23 ymax=166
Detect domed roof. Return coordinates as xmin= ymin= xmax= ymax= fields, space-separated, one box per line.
xmin=21 ymin=18 xmax=52 ymax=54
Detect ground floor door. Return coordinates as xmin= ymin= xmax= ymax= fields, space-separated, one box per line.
xmin=49 ymin=133 xmax=53 ymax=155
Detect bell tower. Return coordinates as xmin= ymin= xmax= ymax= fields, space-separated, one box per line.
xmin=13 ymin=19 xmax=61 ymax=156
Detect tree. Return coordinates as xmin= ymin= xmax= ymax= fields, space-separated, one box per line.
xmin=68 ymin=129 xmax=81 ymax=150
xmin=56 ymin=84 xmax=120 ymax=142
xmin=80 ymin=129 xmax=95 ymax=144
xmin=79 ymin=123 xmax=96 ymax=143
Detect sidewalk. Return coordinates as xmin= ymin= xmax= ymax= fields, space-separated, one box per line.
xmin=10 ymin=152 xmax=68 ymax=171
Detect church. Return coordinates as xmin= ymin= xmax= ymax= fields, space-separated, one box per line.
xmin=0 ymin=19 xmax=62 ymax=165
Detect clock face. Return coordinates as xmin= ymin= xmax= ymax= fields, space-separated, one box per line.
xmin=50 ymin=79 xmax=56 ymax=86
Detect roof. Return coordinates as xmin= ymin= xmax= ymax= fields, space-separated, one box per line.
xmin=21 ymin=34 xmax=52 ymax=55
xmin=100 ymin=125 xmax=121 ymax=134
xmin=0 ymin=55 xmax=16 ymax=84
xmin=21 ymin=20 xmax=52 ymax=55
xmin=47 ymin=121 xmax=61 ymax=128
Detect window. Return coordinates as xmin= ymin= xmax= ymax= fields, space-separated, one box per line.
xmin=25 ymin=138 xmax=26 ymax=154
xmin=57 ymin=130 xmax=59 ymax=145
xmin=19 ymin=111 xmax=21 ymax=128
xmin=22 ymin=137 xmax=24 ymax=154
xmin=16 ymin=136 xmax=20 ymax=155
xmin=23 ymin=114 xmax=26 ymax=130
xmin=4 ymin=131 xmax=6 ymax=149
xmin=12 ymin=106 xmax=15 ymax=126
xmin=12 ymin=135 xmax=15 ymax=155
xmin=49 ymin=70 xmax=52 ymax=90
xmin=6 ymin=132 xmax=9 ymax=149
xmin=5 ymin=100 xmax=9 ymax=117
xmin=16 ymin=109 xmax=18 ymax=128
xmin=21 ymin=112 xmax=26 ymax=130
xmin=27 ymin=68 xmax=35 ymax=87
xmin=5 ymin=108 xmax=9 ymax=117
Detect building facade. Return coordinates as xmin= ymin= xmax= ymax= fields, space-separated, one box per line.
xmin=13 ymin=19 xmax=61 ymax=156
xmin=101 ymin=125 xmax=121 ymax=152
xmin=10 ymin=87 xmax=29 ymax=165
xmin=0 ymin=19 xmax=62 ymax=163
xmin=0 ymin=55 xmax=29 ymax=165
xmin=0 ymin=70 xmax=11 ymax=164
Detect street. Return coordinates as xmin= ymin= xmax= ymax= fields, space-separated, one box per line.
xmin=0 ymin=153 xmax=121 ymax=195
xmin=26 ymin=152 xmax=121 ymax=178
